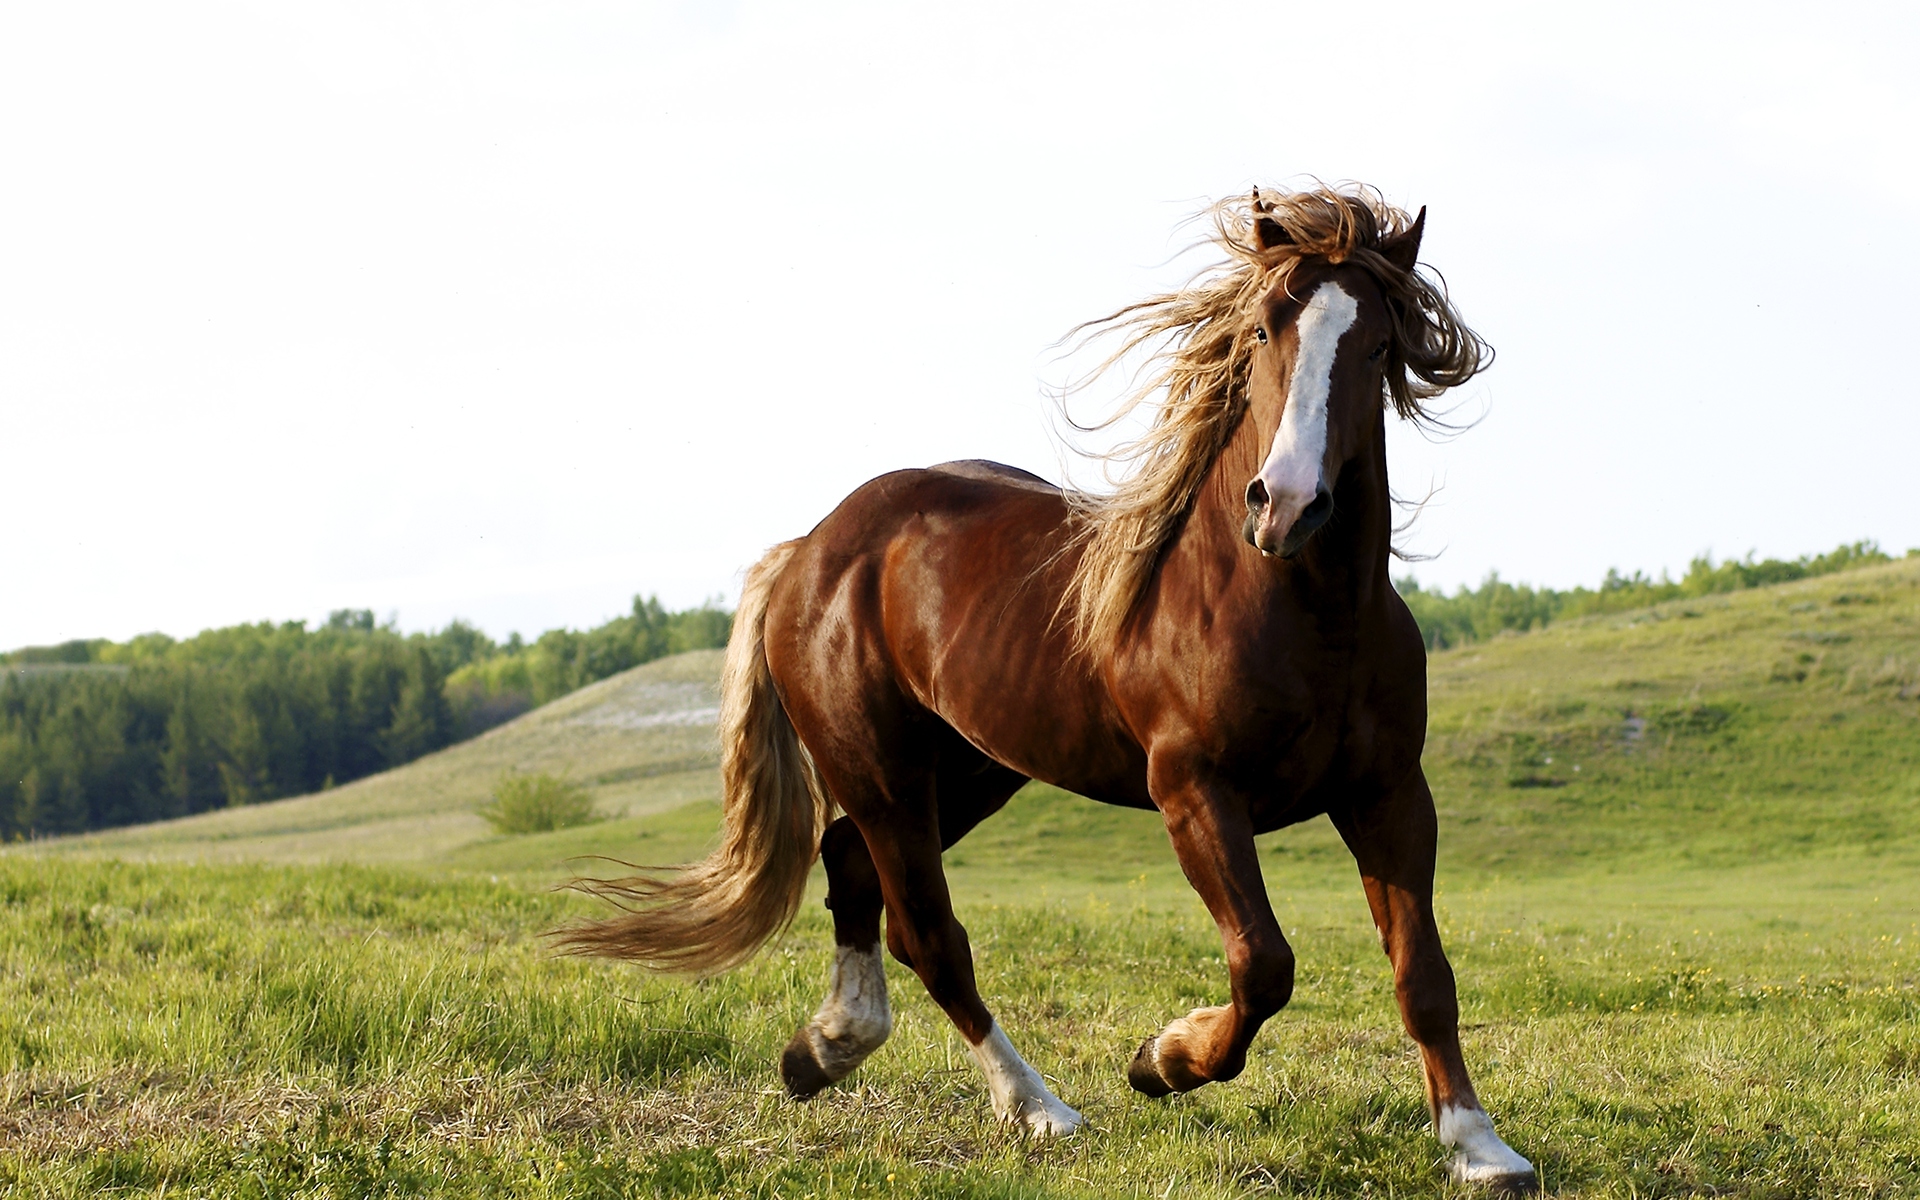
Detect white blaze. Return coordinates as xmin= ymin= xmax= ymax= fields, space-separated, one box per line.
xmin=1254 ymin=280 xmax=1359 ymax=514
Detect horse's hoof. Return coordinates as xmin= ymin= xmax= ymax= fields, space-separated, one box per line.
xmin=1013 ymin=1095 xmax=1086 ymax=1138
xmin=1477 ymin=1170 xmax=1540 ymax=1196
xmin=1126 ymin=1036 xmax=1175 ymax=1097
xmin=780 ymin=1030 xmax=834 ymax=1099
xmin=1441 ymin=1105 xmax=1538 ymax=1192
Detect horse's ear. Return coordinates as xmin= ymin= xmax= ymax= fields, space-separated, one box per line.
xmin=1380 ymin=206 xmax=1426 ymax=272
xmin=1251 ymin=189 xmax=1293 ymax=252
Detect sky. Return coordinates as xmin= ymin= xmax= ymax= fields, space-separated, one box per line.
xmin=4 ymin=1 xmax=1917 ymax=649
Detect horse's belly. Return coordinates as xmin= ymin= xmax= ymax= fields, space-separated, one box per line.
xmin=916 ymin=620 xmax=1153 ymax=809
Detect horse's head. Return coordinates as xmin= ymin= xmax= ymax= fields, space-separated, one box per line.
xmin=1063 ymin=185 xmax=1488 ymax=652
xmin=1239 ymin=209 xmax=1425 ymax=558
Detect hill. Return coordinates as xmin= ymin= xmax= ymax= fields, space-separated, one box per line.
xmin=29 ymin=649 xmax=725 ymax=866
xmin=1420 ymin=554 xmax=1920 ymax=871
xmin=25 ymin=556 xmax=1919 ymax=885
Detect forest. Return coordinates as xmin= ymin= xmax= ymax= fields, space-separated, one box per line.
xmin=0 ymin=599 xmax=728 ymax=837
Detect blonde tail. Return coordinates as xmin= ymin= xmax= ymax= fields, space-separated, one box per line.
xmin=555 ymin=539 xmax=831 ymax=974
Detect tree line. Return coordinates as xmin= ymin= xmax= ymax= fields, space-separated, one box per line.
xmin=0 ymin=598 xmax=730 ymax=838
xmin=1394 ymin=540 xmax=1908 ymax=650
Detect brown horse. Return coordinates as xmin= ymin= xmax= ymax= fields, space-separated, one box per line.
xmin=562 ymin=184 xmax=1537 ymax=1191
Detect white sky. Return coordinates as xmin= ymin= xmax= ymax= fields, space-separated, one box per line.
xmin=4 ymin=1 xmax=1917 ymax=649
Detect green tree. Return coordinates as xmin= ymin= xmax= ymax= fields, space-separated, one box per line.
xmin=216 ymin=700 xmax=269 ymax=808
xmin=381 ymin=648 xmax=451 ymax=766
xmin=158 ymin=699 xmax=202 ymax=818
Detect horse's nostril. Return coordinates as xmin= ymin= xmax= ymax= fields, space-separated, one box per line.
xmin=1245 ymin=479 xmax=1268 ymax=510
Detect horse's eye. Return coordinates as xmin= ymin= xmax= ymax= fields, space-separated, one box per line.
xmin=1367 ymin=339 xmax=1389 ymax=362
xmin=1254 ymin=327 xmax=1268 ymax=345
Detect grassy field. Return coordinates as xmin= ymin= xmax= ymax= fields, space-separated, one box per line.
xmin=3 ymin=560 xmax=1918 ymax=1197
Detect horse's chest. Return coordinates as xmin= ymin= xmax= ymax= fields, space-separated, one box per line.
xmin=1222 ymin=691 xmax=1345 ymax=783
xmin=1189 ymin=663 xmax=1411 ymax=814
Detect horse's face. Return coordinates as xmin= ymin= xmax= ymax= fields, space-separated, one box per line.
xmin=1239 ymin=260 xmax=1399 ymax=558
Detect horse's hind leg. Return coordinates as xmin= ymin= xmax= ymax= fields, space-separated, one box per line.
xmin=858 ymin=791 xmax=1084 ymax=1137
xmin=780 ymin=758 xmax=1028 ymax=1098
xmin=781 ymin=815 xmax=893 ymax=1098
xmin=1332 ymin=769 xmax=1537 ymax=1193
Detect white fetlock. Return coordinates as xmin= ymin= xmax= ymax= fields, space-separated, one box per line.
xmin=807 ymin=944 xmax=892 ymax=1077
xmin=1437 ymin=1105 xmax=1536 ymax=1188
xmin=966 ymin=1022 xmax=1085 ymax=1137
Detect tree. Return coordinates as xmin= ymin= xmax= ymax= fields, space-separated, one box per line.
xmin=381 ymin=648 xmax=451 ymax=766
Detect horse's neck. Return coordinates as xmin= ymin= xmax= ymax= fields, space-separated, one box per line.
xmin=1181 ymin=407 xmax=1395 ymax=617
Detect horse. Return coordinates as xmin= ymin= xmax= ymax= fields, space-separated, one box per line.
xmin=560 ymin=184 xmax=1538 ymax=1192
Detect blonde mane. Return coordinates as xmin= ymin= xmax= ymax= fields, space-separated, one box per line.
xmin=1061 ymin=183 xmax=1491 ymax=658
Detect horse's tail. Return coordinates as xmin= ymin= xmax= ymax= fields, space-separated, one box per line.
xmin=554 ymin=539 xmax=831 ymax=975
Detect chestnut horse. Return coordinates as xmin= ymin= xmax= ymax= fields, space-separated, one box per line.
xmin=563 ymin=185 xmax=1537 ymax=1190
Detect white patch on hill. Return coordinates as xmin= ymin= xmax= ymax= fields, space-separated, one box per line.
xmin=566 ymin=680 xmax=720 ymax=730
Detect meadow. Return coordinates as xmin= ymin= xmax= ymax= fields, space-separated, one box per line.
xmin=3 ymin=559 xmax=1919 ymax=1197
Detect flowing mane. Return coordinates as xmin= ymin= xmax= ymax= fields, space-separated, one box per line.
xmin=1060 ymin=183 xmax=1492 ymax=657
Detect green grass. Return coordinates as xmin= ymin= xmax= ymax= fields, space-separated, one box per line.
xmin=3 ymin=560 xmax=1918 ymax=1196
xmin=4 ymin=851 xmax=1917 ymax=1197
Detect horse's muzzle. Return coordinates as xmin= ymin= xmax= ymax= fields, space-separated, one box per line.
xmin=1243 ymin=480 xmax=1334 ymax=558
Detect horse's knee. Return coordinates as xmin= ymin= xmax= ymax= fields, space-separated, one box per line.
xmin=1397 ymin=989 xmax=1460 ymax=1044
xmin=1131 ymin=939 xmax=1294 ymax=1096
xmin=1230 ymin=938 xmax=1296 ymax=1017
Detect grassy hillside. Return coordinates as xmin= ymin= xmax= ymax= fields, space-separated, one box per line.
xmin=28 ymin=649 xmax=726 ymax=866
xmin=1421 ymin=555 xmax=1920 ymax=871
xmin=4 ymin=560 xmax=1918 ymax=1197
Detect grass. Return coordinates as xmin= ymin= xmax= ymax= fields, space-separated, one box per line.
xmin=3 ymin=559 xmax=1918 ymax=1196
xmin=4 ymin=850 xmax=1917 ymax=1197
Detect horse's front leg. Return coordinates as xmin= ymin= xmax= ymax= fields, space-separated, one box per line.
xmin=1333 ymin=769 xmax=1537 ymax=1193
xmin=1128 ymin=776 xmax=1295 ymax=1096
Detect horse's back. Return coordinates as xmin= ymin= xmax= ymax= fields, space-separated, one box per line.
xmin=926 ymin=458 xmax=1062 ymax=494
xmin=788 ymin=461 xmax=1072 ymax=566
